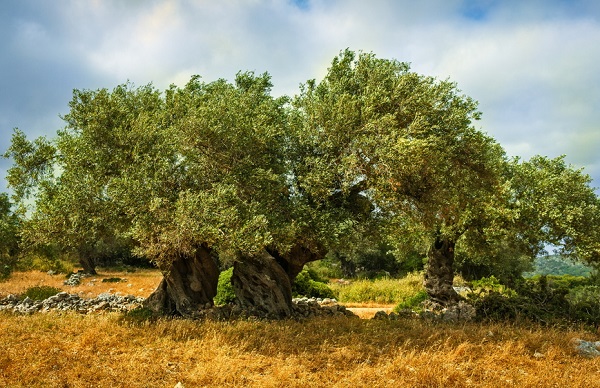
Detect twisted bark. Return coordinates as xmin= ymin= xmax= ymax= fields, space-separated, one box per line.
xmin=144 ymin=245 xmax=219 ymax=317
xmin=424 ymin=237 xmax=461 ymax=305
xmin=231 ymin=250 xmax=293 ymax=318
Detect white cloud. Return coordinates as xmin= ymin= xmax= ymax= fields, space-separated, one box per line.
xmin=1 ymin=0 xmax=600 ymax=190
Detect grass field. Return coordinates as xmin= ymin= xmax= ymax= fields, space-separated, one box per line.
xmin=2 ymin=271 xmax=600 ymax=387
xmin=0 ymin=269 xmax=161 ymax=299
xmin=1 ymin=312 xmax=599 ymax=387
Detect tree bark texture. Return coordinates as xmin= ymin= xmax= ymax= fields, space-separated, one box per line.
xmin=424 ymin=237 xmax=461 ymax=305
xmin=79 ymin=254 xmax=97 ymax=275
xmin=231 ymin=250 xmax=293 ymax=318
xmin=144 ymin=245 xmax=219 ymax=317
xmin=268 ymin=243 xmax=324 ymax=282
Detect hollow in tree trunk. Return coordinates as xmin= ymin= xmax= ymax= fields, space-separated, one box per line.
xmin=144 ymin=245 xmax=219 ymax=317
xmin=424 ymin=236 xmax=461 ymax=305
xmin=231 ymin=249 xmax=293 ymax=318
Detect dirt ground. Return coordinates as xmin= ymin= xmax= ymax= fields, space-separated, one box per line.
xmin=346 ymin=306 xmax=394 ymax=319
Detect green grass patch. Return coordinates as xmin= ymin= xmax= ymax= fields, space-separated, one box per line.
xmin=330 ymin=272 xmax=424 ymax=304
xmin=394 ymin=290 xmax=429 ymax=312
xmin=21 ymin=285 xmax=63 ymax=301
xmin=101 ymin=277 xmax=124 ymax=283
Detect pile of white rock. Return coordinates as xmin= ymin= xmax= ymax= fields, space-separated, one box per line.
xmin=0 ymin=291 xmax=144 ymax=315
xmin=291 ymin=297 xmax=354 ymax=319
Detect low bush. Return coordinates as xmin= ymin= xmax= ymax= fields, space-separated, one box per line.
xmin=21 ymin=285 xmax=62 ymax=301
xmin=101 ymin=277 xmax=124 ymax=283
xmin=119 ymin=306 xmax=159 ymax=325
xmin=467 ymin=275 xmax=600 ymax=326
xmin=16 ymin=253 xmax=74 ymax=275
xmin=214 ymin=267 xmax=236 ymax=306
xmin=1 ymin=256 xmax=16 ymax=281
xmin=292 ymin=269 xmax=335 ymax=299
xmin=394 ymin=289 xmax=429 ymax=312
xmin=305 ymin=259 xmax=344 ymax=280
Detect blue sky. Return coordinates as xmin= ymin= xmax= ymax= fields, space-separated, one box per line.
xmin=1 ymin=0 xmax=600 ymax=192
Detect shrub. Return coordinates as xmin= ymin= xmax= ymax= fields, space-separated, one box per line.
xmin=394 ymin=290 xmax=429 ymax=312
xmin=214 ymin=267 xmax=236 ymax=306
xmin=470 ymin=276 xmax=517 ymax=297
xmin=101 ymin=277 xmax=123 ymax=283
xmin=120 ymin=307 xmax=159 ymax=325
xmin=16 ymin=251 xmax=74 ymax=275
xmin=292 ymin=269 xmax=335 ymax=299
xmin=21 ymin=286 xmax=62 ymax=301
xmin=305 ymin=259 xmax=344 ymax=280
xmin=0 ymin=257 xmax=16 ymax=281
xmin=467 ymin=275 xmax=600 ymax=326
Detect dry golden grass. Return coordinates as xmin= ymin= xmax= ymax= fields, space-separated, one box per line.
xmin=1 ymin=312 xmax=600 ymax=387
xmin=0 ymin=269 xmax=162 ymax=299
xmin=345 ymin=306 xmax=394 ymax=319
xmin=2 ymin=271 xmax=600 ymax=387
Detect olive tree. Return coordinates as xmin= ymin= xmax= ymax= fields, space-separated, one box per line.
xmin=0 ymin=193 xmax=20 ymax=280
xmin=4 ymin=84 xmax=162 ymax=274
xmin=296 ymin=50 xmax=508 ymax=304
xmin=508 ymin=156 xmax=600 ymax=264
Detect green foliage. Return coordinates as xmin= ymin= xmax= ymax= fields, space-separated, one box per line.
xmin=470 ymin=276 xmax=517 ymax=297
xmin=0 ymin=261 xmax=14 ymax=281
xmin=508 ymin=156 xmax=600 ymax=264
xmin=524 ymin=255 xmax=592 ymax=277
xmin=305 ymin=259 xmax=344 ymax=280
xmin=120 ymin=307 xmax=159 ymax=325
xmin=394 ymin=290 xmax=429 ymax=312
xmin=214 ymin=267 xmax=236 ymax=306
xmin=567 ymin=285 xmax=600 ymax=305
xmin=331 ymin=243 xmax=411 ymax=279
xmin=292 ymin=269 xmax=335 ymax=299
xmin=331 ymin=272 xmax=424 ymax=304
xmin=0 ymin=193 xmax=20 ymax=281
xmin=4 ymin=49 xmax=600 ymax=314
xmin=101 ymin=277 xmax=123 ymax=283
xmin=15 ymin=246 xmax=74 ymax=275
xmin=467 ymin=275 xmax=600 ymax=326
xmin=21 ymin=286 xmax=62 ymax=301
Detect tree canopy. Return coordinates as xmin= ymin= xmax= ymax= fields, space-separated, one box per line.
xmin=4 ymin=49 xmax=599 ymax=315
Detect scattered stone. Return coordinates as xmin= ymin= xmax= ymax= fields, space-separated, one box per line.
xmin=372 ymin=310 xmax=389 ymax=320
xmin=47 ymin=270 xmax=57 ymax=276
xmin=64 ymin=272 xmax=91 ymax=286
xmin=417 ymin=300 xmax=476 ymax=322
xmin=453 ymin=286 xmax=472 ymax=294
xmin=1 ymin=292 xmax=357 ymax=321
xmin=0 ymin=291 xmax=145 ymax=315
xmin=573 ymin=339 xmax=600 ymax=358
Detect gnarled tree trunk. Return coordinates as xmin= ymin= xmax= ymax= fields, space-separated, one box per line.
xmin=144 ymin=245 xmax=219 ymax=317
xmin=79 ymin=253 xmax=97 ymax=275
xmin=231 ymin=250 xmax=293 ymax=318
xmin=268 ymin=243 xmax=325 ymax=282
xmin=424 ymin=237 xmax=461 ymax=305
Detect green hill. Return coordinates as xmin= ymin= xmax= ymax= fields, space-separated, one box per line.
xmin=524 ymin=255 xmax=592 ymax=277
